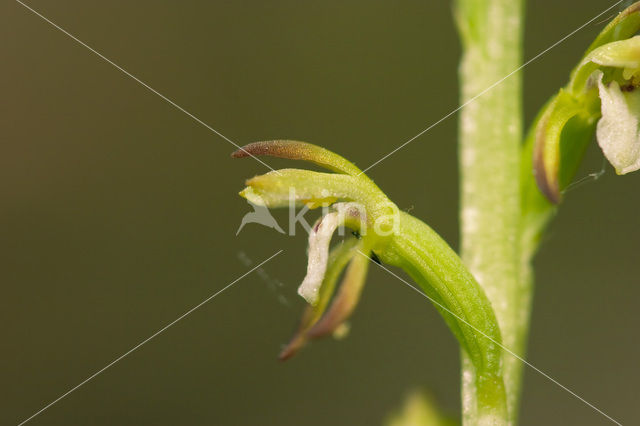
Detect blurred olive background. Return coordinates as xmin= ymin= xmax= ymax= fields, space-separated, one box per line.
xmin=2 ymin=1 xmax=638 ymax=425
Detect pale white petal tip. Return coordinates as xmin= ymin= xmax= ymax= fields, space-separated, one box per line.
xmin=297 ymin=212 xmax=343 ymax=306
xmin=298 ymin=276 xmax=321 ymax=305
xmin=298 ymin=247 xmax=325 ymax=304
xmin=296 ymin=203 xmax=366 ymax=306
xmin=596 ymin=73 xmax=640 ymax=175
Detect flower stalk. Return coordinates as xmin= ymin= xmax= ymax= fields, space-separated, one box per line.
xmin=458 ymin=2 xmax=640 ymax=424
xmin=455 ymin=0 xmax=525 ymax=423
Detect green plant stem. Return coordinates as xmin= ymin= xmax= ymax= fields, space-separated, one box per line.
xmin=455 ymin=0 xmax=526 ymax=424
xmin=380 ymin=212 xmax=508 ymax=422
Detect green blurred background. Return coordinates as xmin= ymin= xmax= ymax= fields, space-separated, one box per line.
xmin=2 ymin=1 xmax=638 ymax=425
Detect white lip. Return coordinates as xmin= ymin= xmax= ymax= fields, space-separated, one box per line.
xmin=596 ymin=71 xmax=640 ymax=175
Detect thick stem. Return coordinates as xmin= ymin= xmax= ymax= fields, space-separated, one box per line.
xmin=455 ymin=0 xmax=526 ymax=424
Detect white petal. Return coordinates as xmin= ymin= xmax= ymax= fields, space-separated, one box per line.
xmin=297 ymin=212 xmax=342 ymax=305
xmin=596 ymin=72 xmax=640 ymax=175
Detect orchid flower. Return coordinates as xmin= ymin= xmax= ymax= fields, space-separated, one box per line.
xmin=234 ymin=140 xmax=508 ymax=419
xmin=532 ymin=4 xmax=640 ymax=203
xmin=589 ymin=39 xmax=640 ymax=175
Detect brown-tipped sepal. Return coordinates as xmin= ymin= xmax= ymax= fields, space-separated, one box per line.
xmin=278 ymin=306 xmax=315 ymax=361
xmin=232 ymin=140 xmax=363 ymax=176
xmin=278 ymin=239 xmax=359 ymax=361
xmin=306 ymin=244 xmax=371 ymax=339
xmin=533 ymin=107 xmax=561 ymax=204
xmin=532 ymin=89 xmax=599 ymax=204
